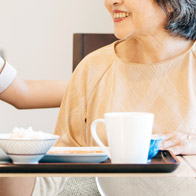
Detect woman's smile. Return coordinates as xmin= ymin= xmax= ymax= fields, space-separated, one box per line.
xmin=113 ymin=10 xmax=130 ymax=23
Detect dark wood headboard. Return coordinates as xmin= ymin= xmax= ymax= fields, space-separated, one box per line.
xmin=72 ymin=33 xmax=118 ymax=71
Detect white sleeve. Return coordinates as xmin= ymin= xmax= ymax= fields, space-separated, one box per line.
xmin=0 ymin=58 xmax=17 ymax=94
xmin=0 ymin=57 xmax=4 ymax=70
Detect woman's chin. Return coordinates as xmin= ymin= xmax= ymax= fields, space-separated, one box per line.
xmin=114 ymin=31 xmax=131 ymax=40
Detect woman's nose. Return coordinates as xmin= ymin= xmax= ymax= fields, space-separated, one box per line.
xmin=110 ymin=0 xmax=122 ymax=5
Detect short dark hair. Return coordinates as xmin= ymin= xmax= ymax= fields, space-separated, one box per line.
xmin=156 ymin=0 xmax=196 ymax=40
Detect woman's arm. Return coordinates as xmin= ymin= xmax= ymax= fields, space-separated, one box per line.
xmin=0 ymin=75 xmax=68 ymax=109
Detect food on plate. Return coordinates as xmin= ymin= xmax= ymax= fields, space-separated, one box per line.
xmin=48 ymin=150 xmax=104 ymax=154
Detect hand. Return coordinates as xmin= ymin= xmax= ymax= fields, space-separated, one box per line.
xmin=160 ymin=132 xmax=196 ymax=155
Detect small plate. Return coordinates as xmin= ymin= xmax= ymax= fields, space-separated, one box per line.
xmin=40 ymin=147 xmax=108 ymax=163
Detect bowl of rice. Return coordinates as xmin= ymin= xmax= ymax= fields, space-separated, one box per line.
xmin=0 ymin=127 xmax=59 ymax=164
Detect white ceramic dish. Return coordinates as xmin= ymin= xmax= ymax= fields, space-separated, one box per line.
xmin=0 ymin=148 xmax=11 ymax=163
xmin=0 ymin=133 xmax=59 ymax=164
xmin=41 ymin=147 xmax=109 ymax=163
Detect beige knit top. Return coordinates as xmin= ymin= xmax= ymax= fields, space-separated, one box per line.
xmin=54 ymin=40 xmax=196 ymax=147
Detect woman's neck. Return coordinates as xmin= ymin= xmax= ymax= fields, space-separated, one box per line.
xmin=116 ymin=33 xmax=194 ymax=64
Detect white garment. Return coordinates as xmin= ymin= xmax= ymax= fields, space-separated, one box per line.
xmin=96 ymin=177 xmax=196 ymax=196
xmin=0 ymin=57 xmax=17 ymax=94
xmin=32 ymin=177 xmax=69 ymax=196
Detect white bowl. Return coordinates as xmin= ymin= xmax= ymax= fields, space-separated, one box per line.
xmin=0 ymin=133 xmax=59 ymax=164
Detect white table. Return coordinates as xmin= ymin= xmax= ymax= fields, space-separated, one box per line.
xmin=0 ymin=155 xmax=196 ymax=195
xmin=96 ymin=156 xmax=196 ymax=196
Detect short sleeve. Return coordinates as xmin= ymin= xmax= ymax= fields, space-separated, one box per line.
xmin=0 ymin=59 xmax=17 ymax=94
xmin=54 ymin=59 xmax=88 ymax=147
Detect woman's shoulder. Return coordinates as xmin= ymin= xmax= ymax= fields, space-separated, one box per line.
xmin=72 ymin=41 xmax=117 ymax=77
xmin=71 ymin=41 xmax=117 ymax=96
xmin=83 ymin=41 xmax=117 ymax=64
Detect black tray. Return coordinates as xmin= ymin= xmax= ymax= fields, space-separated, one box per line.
xmin=0 ymin=150 xmax=180 ymax=173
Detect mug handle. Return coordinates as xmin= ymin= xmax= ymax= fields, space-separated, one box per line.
xmin=91 ymin=119 xmax=111 ymax=158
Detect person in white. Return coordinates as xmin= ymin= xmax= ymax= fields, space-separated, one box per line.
xmin=0 ymin=56 xmax=68 ymax=196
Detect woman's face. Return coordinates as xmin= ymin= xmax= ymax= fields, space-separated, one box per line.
xmin=104 ymin=0 xmax=167 ymax=39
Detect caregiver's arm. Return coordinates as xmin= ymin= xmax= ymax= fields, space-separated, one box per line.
xmin=161 ymin=132 xmax=196 ymax=155
xmin=0 ymin=75 xmax=67 ymax=109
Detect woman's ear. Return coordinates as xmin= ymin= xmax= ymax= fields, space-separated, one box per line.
xmin=167 ymin=5 xmax=173 ymax=13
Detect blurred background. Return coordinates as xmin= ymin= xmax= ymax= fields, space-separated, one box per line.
xmin=0 ymin=0 xmax=113 ymax=133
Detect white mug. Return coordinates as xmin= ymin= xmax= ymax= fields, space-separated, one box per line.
xmin=91 ymin=112 xmax=154 ymax=164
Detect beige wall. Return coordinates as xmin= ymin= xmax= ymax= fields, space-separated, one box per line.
xmin=0 ymin=0 xmax=113 ymax=133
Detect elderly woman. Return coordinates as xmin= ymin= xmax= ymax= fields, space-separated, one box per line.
xmin=54 ymin=0 xmax=196 ymax=195
xmin=55 ymin=0 xmax=196 ymax=155
xmin=1 ymin=0 xmax=196 ymax=196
